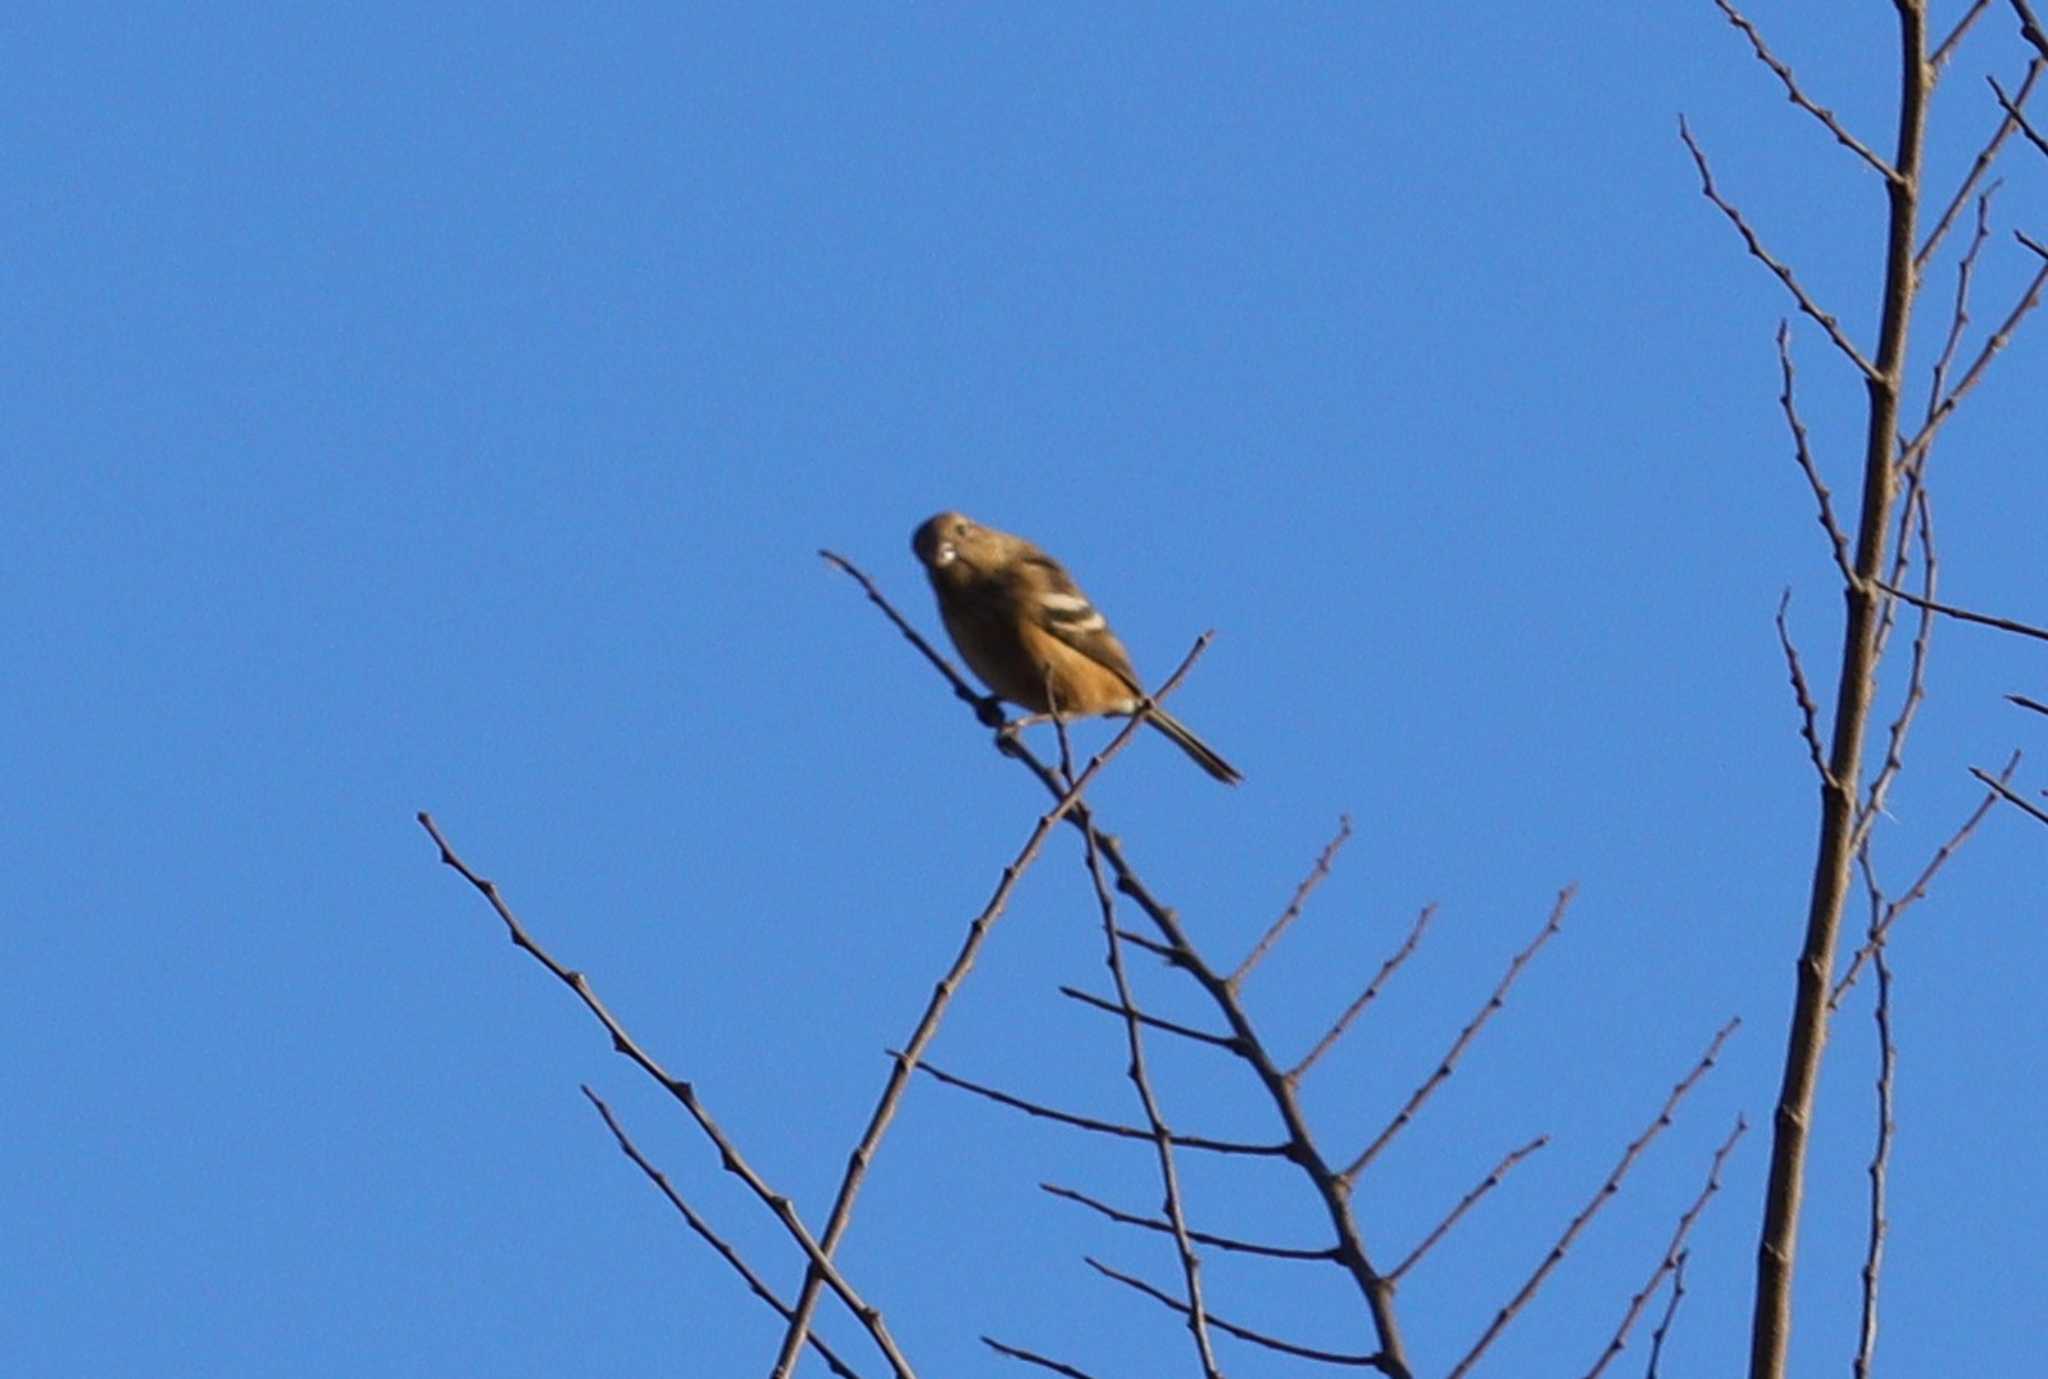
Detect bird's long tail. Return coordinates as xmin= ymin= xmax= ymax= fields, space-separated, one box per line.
xmin=1145 ymin=707 xmax=1243 ymax=785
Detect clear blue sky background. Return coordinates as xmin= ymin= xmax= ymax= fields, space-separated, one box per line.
xmin=6 ymin=4 xmax=2045 ymax=1376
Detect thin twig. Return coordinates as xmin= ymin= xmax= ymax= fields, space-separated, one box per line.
xmin=1582 ymin=1114 xmax=1749 ymax=1379
xmin=1873 ymin=581 xmax=2048 ymax=644
xmin=1679 ymin=116 xmax=1878 ymax=379
xmin=1858 ymin=489 xmax=1939 ymax=846
xmin=1388 ymin=1136 xmax=1549 ymax=1283
xmin=2009 ymin=693 xmax=2048 ymax=717
xmin=909 ymin=1057 xmax=1289 ymax=1157
xmin=1990 ymin=71 xmax=2048 ymax=159
xmin=1710 ymin=0 xmax=1899 ymax=180
xmin=1642 ymin=1250 xmax=1691 ymax=1379
xmin=1972 ymin=763 xmax=2048 ymax=827
xmin=1449 ymin=1018 xmax=1740 ymax=1379
xmin=1833 ymin=751 xmax=2018 ymax=1007
xmin=1917 ymin=61 xmax=2038 ymax=268
xmin=982 ymin=1336 xmax=1103 ymax=1379
xmin=1900 ymin=237 xmax=2048 ymax=463
xmin=1086 ymin=1259 xmax=1395 ymax=1372
xmin=1229 ymin=816 xmax=1353 ymax=989
xmin=1776 ymin=324 xmax=1854 ymax=581
xmin=1064 ymin=714 xmax=1223 ymax=1379
xmin=1341 ymin=892 xmax=1570 ymax=1182
xmin=415 ymin=814 xmax=917 ymax=1379
xmin=1288 ymin=904 xmax=1440 ymax=1083
xmin=1775 ymin=592 xmax=1837 ymax=790
xmin=1060 ymin=987 xmax=1238 ymax=1050
xmin=1043 ymin=1183 xmax=1335 ymax=1261
xmin=1853 ymin=951 xmax=1897 ymax=1379
xmin=581 ymin=1088 xmax=866 ymax=1379
xmin=2017 ymin=0 xmax=2048 ymax=65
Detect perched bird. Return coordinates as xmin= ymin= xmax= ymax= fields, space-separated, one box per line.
xmin=911 ymin=511 xmax=1242 ymax=784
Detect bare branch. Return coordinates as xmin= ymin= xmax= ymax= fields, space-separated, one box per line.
xmin=415 ymin=813 xmax=917 ymax=1379
xmin=1972 ymin=762 xmax=2048 ymax=828
xmin=581 ymin=1088 xmax=867 ymax=1379
xmin=1288 ymin=904 xmax=1440 ymax=1082
xmin=2009 ymin=693 xmax=2048 ymax=717
xmin=1388 ymin=1136 xmax=1549 ymax=1283
xmin=1060 ymin=986 xmax=1237 ymax=1050
xmin=1450 ymin=1018 xmax=1741 ymax=1379
xmin=909 ymin=1057 xmax=1288 ymax=1157
xmin=1341 ymin=891 xmax=1570 ymax=1182
xmin=2016 ymin=0 xmax=2048 ymax=64
xmin=1901 ymin=233 xmax=2048 ymax=460
xmin=1229 ymin=815 xmax=1353 ymax=989
xmin=982 ymin=1336 xmax=1103 ymax=1379
xmin=1874 ymin=580 xmax=2048 ymax=644
xmin=1833 ymin=751 xmax=2017 ymax=1007
xmin=1776 ymin=324 xmax=1854 ymax=581
xmin=1991 ymin=71 xmax=2048 ymax=159
xmin=1917 ymin=61 xmax=2039 ymax=268
xmin=1043 ymin=1183 xmax=1335 ymax=1261
xmin=1068 ymin=732 xmax=1222 ymax=1379
xmin=1710 ymin=0 xmax=1900 ymax=180
xmin=1853 ymin=952 xmax=1898 ymax=1379
xmin=1642 ymin=1251 xmax=1691 ymax=1379
xmin=1582 ymin=1114 xmax=1749 ymax=1379
xmin=1932 ymin=0 xmax=1996 ymax=71
xmin=1858 ymin=490 xmax=1939 ymax=845
xmin=1678 ymin=116 xmax=1878 ymax=378
xmin=1086 ymin=1258 xmax=1396 ymax=1372
xmin=1774 ymin=592 xmax=1837 ymax=790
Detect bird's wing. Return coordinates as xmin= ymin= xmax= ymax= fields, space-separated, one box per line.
xmin=1013 ymin=552 xmax=1144 ymax=692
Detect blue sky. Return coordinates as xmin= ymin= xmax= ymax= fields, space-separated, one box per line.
xmin=6 ymin=4 xmax=2046 ymax=1376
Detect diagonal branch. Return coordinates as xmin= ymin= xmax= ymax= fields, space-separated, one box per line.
xmin=1388 ymin=1136 xmax=1549 ymax=1283
xmin=982 ymin=1336 xmax=1103 ymax=1379
xmin=1341 ymin=892 xmax=1569 ymax=1183
xmin=1450 ymin=1018 xmax=1740 ymax=1379
xmin=1932 ymin=0 xmax=1997 ymax=72
xmin=415 ymin=813 xmax=918 ymax=1379
xmin=1288 ymin=904 xmax=1440 ymax=1083
xmin=1972 ymin=762 xmax=2048 ymax=828
xmin=1064 ymin=715 xmax=1222 ymax=1379
xmin=910 ymin=1057 xmax=1289 ymax=1157
xmin=1776 ymin=324 xmax=1854 ymax=581
xmin=1582 ymin=1114 xmax=1749 ymax=1379
xmin=1230 ymin=815 xmax=1353 ymax=989
xmin=1711 ymin=0 xmax=1900 ymax=180
xmin=582 ymin=1088 xmax=867 ymax=1379
xmin=1679 ymin=116 xmax=1878 ymax=379
xmin=1086 ymin=1258 xmax=1395 ymax=1372
xmin=1043 ymin=1182 xmax=1335 ymax=1261
xmin=1643 ymin=1250 xmax=1692 ymax=1379
xmin=1917 ymin=60 xmax=2040 ymax=268
xmin=1060 ymin=986 xmax=1237 ymax=1050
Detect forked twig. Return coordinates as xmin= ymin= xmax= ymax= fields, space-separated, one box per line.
xmin=582 ymin=1088 xmax=866 ymax=1379
xmin=1582 ymin=1114 xmax=1749 ymax=1379
xmin=1341 ymin=891 xmax=1570 ymax=1182
xmin=1832 ymin=749 xmax=2021 ymax=1005
xmin=1447 ymin=1018 xmax=1741 ymax=1379
xmin=415 ymin=813 xmax=917 ymax=1379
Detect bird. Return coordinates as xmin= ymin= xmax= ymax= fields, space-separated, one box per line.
xmin=910 ymin=510 xmax=1242 ymax=784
